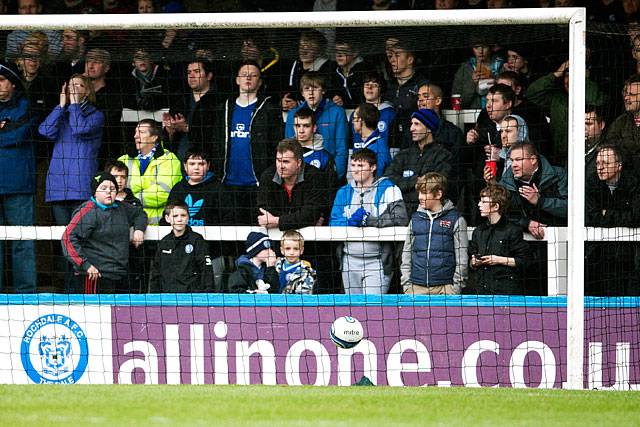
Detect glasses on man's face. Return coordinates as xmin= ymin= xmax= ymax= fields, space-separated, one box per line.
xmin=596 ymin=160 xmax=620 ymax=168
xmin=509 ymin=156 xmax=532 ymax=163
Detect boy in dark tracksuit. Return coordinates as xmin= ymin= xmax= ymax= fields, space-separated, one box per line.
xmin=62 ymin=172 xmax=148 ymax=294
xmin=149 ymin=202 xmax=214 ymax=293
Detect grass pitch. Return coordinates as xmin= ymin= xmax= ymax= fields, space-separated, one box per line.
xmin=1 ymin=385 xmax=638 ymax=426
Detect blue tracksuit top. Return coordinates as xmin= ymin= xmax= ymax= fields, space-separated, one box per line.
xmin=285 ymin=99 xmax=349 ymax=180
xmin=353 ymin=129 xmax=391 ymax=175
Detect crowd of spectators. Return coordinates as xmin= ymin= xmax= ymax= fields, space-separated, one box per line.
xmin=1 ymin=0 xmax=639 ymax=296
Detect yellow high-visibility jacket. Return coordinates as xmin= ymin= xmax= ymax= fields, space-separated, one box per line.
xmin=119 ymin=146 xmax=182 ymax=225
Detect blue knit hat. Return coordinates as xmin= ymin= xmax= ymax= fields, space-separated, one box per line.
xmin=245 ymin=232 xmax=272 ymax=258
xmin=411 ymin=108 xmax=440 ymax=133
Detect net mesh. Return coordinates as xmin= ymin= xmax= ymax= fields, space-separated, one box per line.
xmin=0 ymin=11 xmax=636 ymax=388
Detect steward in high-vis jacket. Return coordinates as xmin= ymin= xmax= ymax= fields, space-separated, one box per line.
xmin=118 ymin=119 xmax=182 ymax=225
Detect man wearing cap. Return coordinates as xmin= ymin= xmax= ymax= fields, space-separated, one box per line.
xmin=0 ymin=61 xmax=37 ymax=293
xmin=227 ymin=231 xmax=278 ymax=294
xmin=384 ymin=108 xmax=452 ymax=215
xmin=62 ymin=172 xmax=147 ymax=294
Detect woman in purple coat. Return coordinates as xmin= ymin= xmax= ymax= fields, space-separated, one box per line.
xmin=39 ymin=73 xmax=104 ymax=225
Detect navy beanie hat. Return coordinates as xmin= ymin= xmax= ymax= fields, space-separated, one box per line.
xmin=411 ymin=108 xmax=440 ymax=133
xmin=245 ymin=231 xmax=272 ymax=258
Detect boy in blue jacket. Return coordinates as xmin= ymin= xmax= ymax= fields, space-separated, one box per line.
xmin=329 ymin=149 xmax=408 ymax=294
xmin=285 ymin=72 xmax=349 ymax=181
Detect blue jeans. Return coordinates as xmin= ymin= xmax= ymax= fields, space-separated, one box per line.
xmin=0 ymin=194 xmax=36 ymax=293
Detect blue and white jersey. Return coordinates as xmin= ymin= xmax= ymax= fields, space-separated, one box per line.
xmin=352 ymin=129 xmax=391 ymax=175
xmin=350 ymin=102 xmax=396 ymax=150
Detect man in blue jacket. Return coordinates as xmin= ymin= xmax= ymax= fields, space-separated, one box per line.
xmin=0 ymin=62 xmax=36 ymax=293
xmin=329 ymin=149 xmax=408 ymax=294
xmin=285 ymin=72 xmax=349 ymax=181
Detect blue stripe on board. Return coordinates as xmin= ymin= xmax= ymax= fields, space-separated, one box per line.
xmin=0 ymin=294 xmax=638 ymax=307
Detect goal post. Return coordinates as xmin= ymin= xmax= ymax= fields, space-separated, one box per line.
xmin=0 ymin=8 xmax=593 ymax=388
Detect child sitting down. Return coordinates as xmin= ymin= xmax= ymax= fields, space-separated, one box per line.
xmin=228 ymin=231 xmax=278 ymax=294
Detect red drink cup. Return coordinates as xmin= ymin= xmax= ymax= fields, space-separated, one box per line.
xmin=451 ymin=94 xmax=461 ymax=111
xmin=485 ymin=159 xmax=497 ymax=178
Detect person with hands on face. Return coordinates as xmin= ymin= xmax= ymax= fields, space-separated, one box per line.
xmin=62 ymin=172 xmax=147 ymax=294
xmin=39 ymin=73 xmax=104 ymax=227
xmin=494 ymin=142 xmax=568 ymax=240
xmin=527 ymin=59 xmax=606 ymax=166
xmin=227 ymin=231 xmax=278 ymax=294
xmin=469 ymin=185 xmax=530 ymax=295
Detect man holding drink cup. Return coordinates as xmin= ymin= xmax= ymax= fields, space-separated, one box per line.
xmin=464 ymin=84 xmax=515 ymax=223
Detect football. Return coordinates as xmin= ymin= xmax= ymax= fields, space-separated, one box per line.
xmin=330 ymin=316 xmax=364 ymax=349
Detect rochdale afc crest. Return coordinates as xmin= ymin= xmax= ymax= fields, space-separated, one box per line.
xmin=20 ymin=314 xmax=89 ymax=384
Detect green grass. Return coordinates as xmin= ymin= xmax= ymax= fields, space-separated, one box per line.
xmin=1 ymin=385 xmax=638 ymax=426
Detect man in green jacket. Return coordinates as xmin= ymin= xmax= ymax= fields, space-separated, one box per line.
xmin=526 ymin=60 xmax=607 ymax=167
xmin=604 ymin=74 xmax=640 ymax=167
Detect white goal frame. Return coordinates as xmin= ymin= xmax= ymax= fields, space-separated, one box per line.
xmin=0 ymin=7 xmax=587 ymax=389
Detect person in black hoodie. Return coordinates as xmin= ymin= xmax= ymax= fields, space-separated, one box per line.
xmin=166 ymin=148 xmax=226 ymax=227
xmin=469 ymin=184 xmax=530 ymax=295
xmin=149 ymin=202 xmax=214 ymax=293
xmin=165 ymin=148 xmax=229 ymax=289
